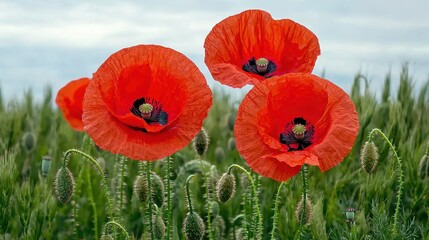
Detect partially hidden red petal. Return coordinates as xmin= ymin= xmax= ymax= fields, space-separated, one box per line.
xmin=55 ymin=77 xmax=90 ymax=131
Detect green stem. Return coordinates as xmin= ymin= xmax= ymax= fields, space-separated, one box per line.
xmin=228 ymin=164 xmax=262 ymax=240
xmin=119 ymin=156 xmax=126 ymax=223
xmin=299 ymin=165 xmax=308 ymax=238
xmin=62 ymin=149 xmax=113 ymax=220
xmin=104 ymin=220 xmax=130 ymax=239
xmin=199 ymin=158 xmax=213 ymax=240
xmin=368 ymin=128 xmax=404 ymax=237
xmin=86 ymin=165 xmax=98 ymax=239
xmin=425 ymin=141 xmax=429 ymax=155
xmin=166 ymin=156 xmax=172 ymax=240
xmin=186 ymin=175 xmax=195 ymax=214
xmin=271 ymin=181 xmax=286 ymax=240
xmin=146 ymin=162 xmax=154 ymax=239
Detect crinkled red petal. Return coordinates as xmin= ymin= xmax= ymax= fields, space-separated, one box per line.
xmin=55 ymin=77 xmax=90 ymax=131
xmin=204 ymin=9 xmax=320 ymax=88
xmin=83 ymin=45 xmax=212 ymax=160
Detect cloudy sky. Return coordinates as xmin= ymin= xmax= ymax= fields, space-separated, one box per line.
xmin=0 ymin=0 xmax=428 ymax=102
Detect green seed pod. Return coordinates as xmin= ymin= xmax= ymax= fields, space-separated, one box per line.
xmin=151 ymin=173 xmax=165 ymax=208
xmin=99 ymin=234 xmax=113 ymax=240
xmin=21 ymin=131 xmax=36 ymax=153
xmin=418 ymin=154 xmax=429 ymax=179
xmin=214 ymin=147 xmax=225 ymax=163
xmin=216 ymin=173 xmax=236 ymax=203
xmin=183 ymin=212 xmax=205 ymax=240
xmin=360 ymin=141 xmax=379 ymax=173
xmin=41 ymin=155 xmax=52 ymax=177
xmin=193 ymin=128 xmax=209 ymax=156
xmin=295 ymin=195 xmax=313 ymax=225
xmin=227 ymin=137 xmax=236 ymax=151
xmin=213 ymin=215 xmax=225 ymax=239
xmin=210 ymin=201 xmax=220 ymax=217
xmin=133 ymin=175 xmax=148 ymax=202
xmin=227 ymin=112 xmax=236 ymax=131
xmin=153 ymin=213 xmax=166 ymax=240
xmin=54 ymin=166 xmax=75 ymax=204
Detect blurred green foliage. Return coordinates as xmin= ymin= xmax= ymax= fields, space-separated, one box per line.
xmin=0 ymin=66 xmax=428 ymax=239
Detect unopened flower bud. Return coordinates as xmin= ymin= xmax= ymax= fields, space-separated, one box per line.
xmin=54 ymin=166 xmax=75 ymax=204
xmin=153 ymin=213 xmax=166 ymax=240
xmin=210 ymin=201 xmax=220 ymax=217
xmin=215 ymin=147 xmax=225 ymax=163
xmin=193 ymin=128 xmax=209 ymax=156
xmin=227 ymin=137 xmax=236 ymax=151
xmin=295 ymin=195 xmax=313 ymax=225
xmin=183 ymin=212 xmax=205 ymax=240
xmin=22 ymin=132 xmax=36 ymax=153
xmin=217 ymin=173 xmax=236 ymax=203
xmin=151 ymin=173 xmax=165 ymax=208
xmin=100 ymin=234 xmax=113 ymax=240
xmin=360 ymin=141 xmax=379 ymax=173
xmin=133 ymin=175 xmax=148 ymax=202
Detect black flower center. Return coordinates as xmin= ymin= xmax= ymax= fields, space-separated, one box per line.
xmin=131 ymin=97 xmax=168 ymax=126
xmin=242 ymin=57 xmax=277 ymax=78
xmin=279 ymin=117 xmax=314 ymax=151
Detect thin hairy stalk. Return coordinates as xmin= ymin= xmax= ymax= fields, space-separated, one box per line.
xmin=104 ymin=220 xmax=130 ymax=239
xmin=62 ymin=149 xmax=113 ymax=220
xmin=228 ymin=164 xmax=262 ymax=239
xmin=186 ymin=175 xmax=195 ymax=214
xmin=199 ymin=158 xmax=213 ymax=240
xmin=299 ymin=165 xmax=308 ymax=238
xmin=118 ymin=156 xmax=127 ymax=223
xmin=81 ymin=136 xmax=99 ymax=239
xmin=166 ymin=156 xmax=172 ymax=240
xmin=368 ymin=128 xmax=404 ymax=237
xmin=271 ymin=181 xmax=286 ymax=240
xmin=146 ymin=161 xmax=154 ymax=239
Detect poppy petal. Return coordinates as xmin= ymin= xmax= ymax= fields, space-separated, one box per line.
xmin=83 ymin=45 xmax=212 ymax=160
xmin=235 ymin=73 xmax=358 ymax=181
xmin=204 ymin=9 xmax=320 ymax=88
xmin=55 ymin=77 xmax=90 ymax=131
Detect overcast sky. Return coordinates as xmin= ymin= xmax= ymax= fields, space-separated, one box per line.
xmin=0 ymin=0 xmax=428 ymax=102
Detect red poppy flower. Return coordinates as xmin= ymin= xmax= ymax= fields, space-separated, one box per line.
xmin=204 ymin=9 xmax=320 ymax=88
xmin=234 ymin=73 xmax=359 ymax=181
xmin=82 ymin=45 xmax=212 ymax=161
xmin=55 ymin=77 xmax=90 ymax=131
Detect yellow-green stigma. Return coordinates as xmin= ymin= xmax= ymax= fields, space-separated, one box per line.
xmin=292 ymin=124 xmax=306 ymax=140
xmin=139 ymin=103 xmax=153 ymax=119
xmin=256 ymin=58 xmax=269 ymax=73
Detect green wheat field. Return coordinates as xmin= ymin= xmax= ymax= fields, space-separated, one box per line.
xmin=1 ymin=66 xmax=428 ymax=240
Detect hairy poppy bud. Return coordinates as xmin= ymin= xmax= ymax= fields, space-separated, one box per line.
xmin=193 ymin=128 xmax=209 ymax=156
xmin=133 ymin=175 xmax=148 ymax=202
xmin=360 ymin=141 xmax=379 ymax=173
xmin=41 ymin=155 xmax=52 ymax=177
xmin=151 ymin=173 xmax=165 ymax=208
xmin=295 ymin=195 xmax=313 ymax=225
xmin=228 ymin=113 xmax=235 ymax=131
xmin=183 ymin=212 xmax=205 ymax=240
xmin=210 ymin=201 xmax=220 ymax=217
xmin=217 ymin=173 xmax=236 ymax=203
xmin=418 ymin=154 xmax=429 ymax=180
xmin=22 ymin=131 xmax=36 ymax=153
xmin=100 ymin=234 xmax=113 ymax=240
xmin=54 ymin=166 xmax=75 ymax=204
xmin=215 ymin=147 xmax=225 ymax=163
xmin=153 ymin=213 xmax=166 ymax=240
xmin=227 ymin=137 xmax=236 ymax=151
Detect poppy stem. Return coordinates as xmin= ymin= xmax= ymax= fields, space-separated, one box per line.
xmin=103 ymin=220 xmax=130 ymax=239
xmin=299 ymin=164 xmax=308 ymax=238
xmin=146 ymin=161 xmax=154 ymax=240
xmin=228 ymin=164 xmax=263 ymax=239
xmin=166 ymin=156 xmax=172 ymax=240
xmin=62 ymin=148 xmax=114 ymax=221
xmin=186 ymin=175 xmax=195 ymax=214
xmin=271 ymin=181 xmax=287 ymax=240
xmin=368 ymin=128 xmax=403 ymax=238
